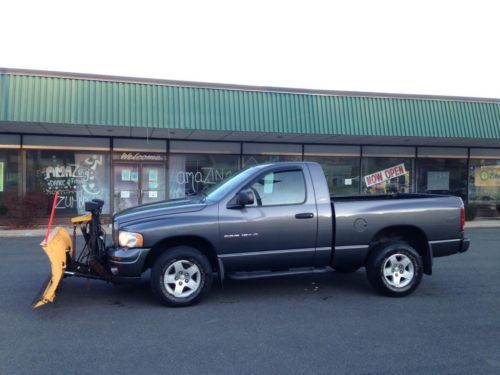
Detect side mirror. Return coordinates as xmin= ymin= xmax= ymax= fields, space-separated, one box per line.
xmin=228 ymin=189 xmax=255 ymax=209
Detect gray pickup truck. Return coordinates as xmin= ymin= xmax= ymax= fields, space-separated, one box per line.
xmin=109 ymin=162 xmax=470 ymax=306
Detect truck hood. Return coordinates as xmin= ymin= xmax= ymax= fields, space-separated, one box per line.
xmin=113 ymin=197 xmax=207 ymax=225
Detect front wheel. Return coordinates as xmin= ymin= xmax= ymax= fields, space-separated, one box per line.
xmin=365 ymin=242 xmax=423 ymax=297
xmin=151 ymin=246 xmax=213 ymax=307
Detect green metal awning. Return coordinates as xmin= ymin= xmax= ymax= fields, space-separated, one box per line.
xmin=1 ymin=69 xmax=499 ymax=140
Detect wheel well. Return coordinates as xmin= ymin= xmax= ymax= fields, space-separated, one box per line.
xmin=144 ymin=236 xmax=219 ymax=273
xmin=368 ymin=225 xmax=432 ymax=275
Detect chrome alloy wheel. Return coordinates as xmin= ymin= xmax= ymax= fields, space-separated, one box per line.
xmin=164 ymin=260 xmax=201 ymax=298
xmin=383 ymin=253 xmax=414 ymax=288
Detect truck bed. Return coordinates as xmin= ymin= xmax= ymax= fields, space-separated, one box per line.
xmin=331 ymin=193 xmax=464 ymax=248
xmin=331 ymin=193 xmax=446 ymax=202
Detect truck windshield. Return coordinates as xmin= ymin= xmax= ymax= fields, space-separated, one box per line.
xmin=203 ymin=165 xmax=266 ymax=202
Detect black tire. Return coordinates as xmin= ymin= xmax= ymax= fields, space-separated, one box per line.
xmin=365 ymin=242 xmax=423 ymax=297
xmin=151 ymin=246 xmax=213 ymax=307
xmin=332 ymin=265 xmax=361 ymax=273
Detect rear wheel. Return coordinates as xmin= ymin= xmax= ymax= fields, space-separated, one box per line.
xmin=151 ymin=246 xmax=213 ymax=307
xmin=366 ymin=242 xmax=423 ymax=297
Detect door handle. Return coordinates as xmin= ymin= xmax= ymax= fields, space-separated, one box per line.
xmin=295 ymin=213 xmax=314 ymax=219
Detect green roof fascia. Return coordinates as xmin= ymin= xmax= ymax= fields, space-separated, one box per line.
xmin=1 ymin=72 xmax=499 ymax=139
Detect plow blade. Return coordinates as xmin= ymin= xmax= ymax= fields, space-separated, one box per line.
xmin=32 ymin=227 xmax=73 ymax=308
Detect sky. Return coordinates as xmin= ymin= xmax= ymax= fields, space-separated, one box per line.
xmin=1 ymin=0 xmax=500 ymax=99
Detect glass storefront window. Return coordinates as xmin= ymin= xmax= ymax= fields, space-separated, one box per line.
xmin=0 ymin=149 xmax=20 ymax=216
xmin=416 ymin=158 xmax=467 ymax=201
xmin=141 ymin=164 xmax=167 ymax=204
xmin=113 ymin=163 xmax=140 ymax=212
xmin=112 ymin=152 xmax=167 ymax=213
xmin=361 ymin=158 xmax=414 ymax=194
xmin=304 ymin=156 xmax=360 ymax=195
xmin=242 ymin=155 xmax=301 ymax=168
xmin=26 ymin=150 xmax=111 ymax=215
xmin=113 ymin=163 xmax=167 ymax=212
xmin=241 ymin=143 xmax=302 ymax=168
xmin=468 ymin=159 xmax=500 ymax=219
xmin=169 ymin=154 xmax=240 ymax=198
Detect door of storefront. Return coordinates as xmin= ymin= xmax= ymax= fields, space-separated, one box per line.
xmin=113 ymin=162 xmax=166 ymax=213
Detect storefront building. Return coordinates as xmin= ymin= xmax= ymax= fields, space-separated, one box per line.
xmin=1 ymin=68 xmax=499 ymax=223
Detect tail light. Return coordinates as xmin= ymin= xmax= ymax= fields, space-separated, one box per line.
xmin=460 ymin=207 xmax=465 ymax=232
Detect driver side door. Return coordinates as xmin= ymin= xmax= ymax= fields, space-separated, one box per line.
xmin=218 ymin=167 xmax=318 ymax=272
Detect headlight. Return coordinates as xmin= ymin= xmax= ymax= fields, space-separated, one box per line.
xmin=118 ymin=231 xmax=144 ymax=248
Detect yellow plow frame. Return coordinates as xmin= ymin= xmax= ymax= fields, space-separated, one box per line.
xmin=32 ymin=227 xmax=73 ymax=308
xmin=32 ymin=195 xmax=109 ymax=308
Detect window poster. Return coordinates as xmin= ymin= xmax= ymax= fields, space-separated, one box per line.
xmin=264 ymin=173 xmax=274 ymax=194
xmin=131 ymin=171 xmax=139 ymax=182
xmin=364 ymin=164 xmax=406 ymax=187
xmin=121 ymin=169 xmax=131 ymax=181
xmin=149 ymin=169 xmax=158 ymax=182
xmin=474 ymin=165 xmax=500 ymax=187
xmin=427 ymin=171 xmax=450 ymax=190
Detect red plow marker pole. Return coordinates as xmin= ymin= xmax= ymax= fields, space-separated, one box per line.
xmin=44 ymin=191 xmax=59 ymax=244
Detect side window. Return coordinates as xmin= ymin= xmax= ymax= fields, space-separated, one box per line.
xmin=248 ymin=170 xmax=306 ymax=206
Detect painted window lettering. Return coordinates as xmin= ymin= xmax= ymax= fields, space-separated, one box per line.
xmin=37 ymin=155 xmax=108 ymax=212
xmin=176 ymin=167 xmax=234 ymax=194
xmin=119 ymin=152 xmax=163 ymax=161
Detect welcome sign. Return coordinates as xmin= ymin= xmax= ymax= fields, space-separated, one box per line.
xmin=364 ymin=163 xmax=407 ymax=187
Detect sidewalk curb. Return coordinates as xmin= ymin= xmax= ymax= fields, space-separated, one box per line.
xmin=464 ymin=221 xmax=500 ymax=229
xmin=0 ymin=226 xmax=112 ymax=238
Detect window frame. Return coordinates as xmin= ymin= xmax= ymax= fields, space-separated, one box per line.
xmin=240 ymin=167 xmax=308 ymax=208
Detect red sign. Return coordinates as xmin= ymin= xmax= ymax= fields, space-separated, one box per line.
xmin=364 ymin=163 xmax=407 ymax=187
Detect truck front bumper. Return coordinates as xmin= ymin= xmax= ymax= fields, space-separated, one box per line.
xmin=107 ymin=247 xmax=151 ymax=277
xmin=459 ymin=238 xmax=470 ymax=253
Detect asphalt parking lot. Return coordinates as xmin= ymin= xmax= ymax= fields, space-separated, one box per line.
xmin=0 ymin=228 xmax=499 ymax=375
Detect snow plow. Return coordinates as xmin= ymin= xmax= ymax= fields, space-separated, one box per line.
xmin=32 ymin=195 xmax=111 ymax=308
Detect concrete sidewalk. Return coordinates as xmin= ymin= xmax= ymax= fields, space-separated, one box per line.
xmin=0 ymin=221 xmax=498 ymax=238
xmin=464 ymin=220 xmax=500 ymax=228
xmin=0 ymin=225 xmax=112 ymax=238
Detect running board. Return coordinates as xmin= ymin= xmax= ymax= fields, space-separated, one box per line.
xmin=227 ymin=267 xmax=332 ymax=280
xmin=63 ymin=271 xmax=140 ymax=284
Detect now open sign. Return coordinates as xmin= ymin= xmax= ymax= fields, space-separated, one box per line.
xmin=364 ymin=163 xmax=407 ymax=187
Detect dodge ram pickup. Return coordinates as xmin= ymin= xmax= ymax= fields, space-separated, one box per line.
xmin=109 ymin=161 xmax=470 ymax=306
